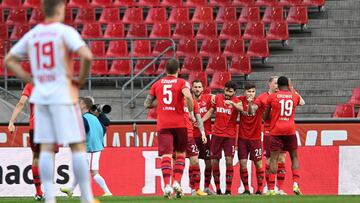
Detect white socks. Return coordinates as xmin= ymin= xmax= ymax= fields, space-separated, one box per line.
xmin=72 ymin=152 xmax=94 ymax=202
xmin=93 ymin=174 xmax=111 ymax=194
xmin=39 ymin=151 xmax=55 ymax=203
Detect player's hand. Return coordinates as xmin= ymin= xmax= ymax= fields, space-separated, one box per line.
xmin=189 ymin=112 xmax=196 ymax=123
xmin=247 ymin=96 xmax=254 ymax=103
xmin=224 ymin=100 xmax=234 ymax=106
xmin=201 ymin=132 xmax=207 ymax=144
xmin=8 ymin=122 xmax=15 ymax=134
xmin=211 ymin=95 xmax=216 ymax=105
xmin=71 ymin=78 xmax=86 ymax=88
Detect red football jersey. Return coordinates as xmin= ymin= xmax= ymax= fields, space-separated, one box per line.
xmin=266 ymin=90 xmax=300 ymax=136
xmin=193 ymin=94 xmax=212 ymax=137
xmin=149 ymin=76 xmax=190 ymax=130
xmin=257 ymin=92 xmax=271 ymax=136
xmin=212 ymin=94 xmax=240 ymax=138
xmin=22 ymin=84 xmax=34 ymax=130
xmin=238 ymin=96 xmax=264 ymax=140
xmin=184 ymin=100 xmax=199 ymax=137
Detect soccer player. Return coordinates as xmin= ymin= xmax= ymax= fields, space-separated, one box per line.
xmin=191 ymin=80 xmax=215 ymax=195
xmin=4 ymin=0 xmax=96 ymax=202
xmin=263 ymin=76 xmax=305 ymax=195
xmin=60 ymin=97 xmax=112 ymax=197
xmin=144 ymin=59 xmax=195 ymax=199
xmin=237 ymin=83 xmax=265 ymax=195
xmin=207 ymin=81 xmax=242 ymax=195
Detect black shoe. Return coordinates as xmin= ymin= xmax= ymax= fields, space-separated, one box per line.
xmin=255 ymin=190 xmax=262 ymax=195
xmin=225 ymin=190 xmax=231 ymax=195
xmin=242 ymin=190 xmax=251 ymax=195
xmin=216 ymin=189 xmax=222 ymax=195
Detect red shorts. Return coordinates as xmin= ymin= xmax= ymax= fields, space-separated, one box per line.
xmin=270 ymin=135 xmax=298 ymax=152
xmin=158 ymin=128 xmax=188 ymax=156
xmin=210 ymin=135 xmax=235 ymax=159
xmin=238 ymin=138 xmax=262 ymax=162
xmin=29 ymin=130 xmax=59 ymax=153
xmin=186 ymin=137 xmax=199 ymax=158
xmin=263 ymin=134 xmax=271 ymax=158
xmin=194 ymin=135 xmax=211 ymax=160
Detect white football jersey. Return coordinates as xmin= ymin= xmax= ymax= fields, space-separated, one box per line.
xmin=10 ymin=22 xmax=86 ymax=105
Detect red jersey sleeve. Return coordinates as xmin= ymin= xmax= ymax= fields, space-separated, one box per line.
xmin=22 ymin=84 xmax=33 ymax=98
xmin=194 ymin=100 xmax=200 ymax=114
xmin=293 ymin=93 xmax=301 ymax=106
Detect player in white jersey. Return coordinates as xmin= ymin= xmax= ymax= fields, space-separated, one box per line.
xmin=5 ymin=1 xmax=97 ymax=203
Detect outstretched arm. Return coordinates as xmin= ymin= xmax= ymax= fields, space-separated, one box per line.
xmin=8 ymin=95 xmax=28 ymax=133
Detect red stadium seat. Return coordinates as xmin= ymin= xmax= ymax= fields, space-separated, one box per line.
xmin=126 ymin=23 xmax=147 ymax=38
xmin=145 ymin=7 xmax=167 ymax=24
xmin=6 ymin=9 xmax=27 ymax=25
xmin=29 ymin=9 xmax=44 ymax=25
xmin=210 ymin=0 xmax=232 ymax=6
xmin=215 ymin=7 xmax=237 ymax=23
xmin=114 ymin=0 xmax=136 ymax=7
xmin=184 ymin=0 xmax=208 ymax=7
xmin=181 ymin=56 xmax=203 ymax=75
xmin=23 ymin=0 xmax=41 ymax=8
xmin=154 ymin=60 xmax=167 ymax=75
xmin=1 ymin=0 xmax=22 ymax=8
xmin=91 ymin=0 xmax=113 ymax=7
xmin=239 ymin=7 xmax=260 ymax=23
xmin=256 ymin=0 xmax=279 ymax=6
xmin=233 ymin=0 xmax=255 ymax=6
xmin=0 ymin=10 xmax=3 ymax=23
xmin=199 ymin=39 xmax=221 ymax=57
xmin=176 ymin=38 xmax=197 ymax=57
xmin=122 ymin=7 xmax=143 ymax=24
xmin=223 ymin=38 xmax=245 ymax=57
xmin=229 ymin=56 xmax=252 ymax=75
xmin=279 ymin=0 xmax=303 ymax=6
xmin=162 ymin=0 xmax=183 ymax=6
xmin=10 ymin=24 xmax=30 ymax=40
xmin=65 ymin=8 xmax=74 ymax=24
xmin=192 ymin=7 xmax=214 ymax=23
xmin=206 ymin=56 xmax=227 ymax=75
xmin=138 ymin=0 xmax=161 ymax=7
xmin=147 ymin=108 xmax=158 ymax=120
xmin=106 ymin=41 xmax=128 ymax=57
xmin=266 ymin=21 xmax=289 ymax=41
xmin=91 ymin=61 xmax=108 ymax=75
xmin=135 ymin=60 xmax=156 ymax=75
xmin=209 ymin=71 xmax=231 ymax=90
xmin=133 ymin=40 xmax=151 ymax=57
xmin=333 ymin=104 xmax=355 ymax=118
xmin=74 ymin=8 xmax=96 ymax=24
xmin=152 ymin=40 xmax=174 ymax=57
xmin=108 ymin=60 xmax=131 ymax=76
xmin=0 ymin=24 xmax=8 ymax=39
xmin=219 ymin=22 xmax=242 ymax=39
xmin=173 ymin=22 xmax=194 ymax=39
xmin=358 ymin=110 xmax=360 ymax=118
xmin=0 ymin=40 xmax=8 ymax=57
xmin=349 ymin=87 xmax=360 ymax=106
xmin=287 ymin=6 xmax=308 ymax=25
xmin=168 ymin=7 xmax=190 ymax=24
xmin=104 ymin=23 xmax=125 ymax=38
xmin=196 ymin=22 xmax=218 ymax=39
xmin=243 ymin=21 xmax=265 ymax=39
xmin=21 ymin=61 xmax=32 ymax=75
xmin=81 ymin=23 xmax=102 ymax=39
xmin=89 ymin=41 xmax=105 ymax=57
xmin=247 ymin=38 xmax=269 ymax=59
xmin=263 ymin=6 xmax=284 ymax=24
xmin=99 ymin=7 xmax=120 ymax=24
xmin=303 ymin=0 xmax=325 ymax=7
xmin=188 ymin=71 xmax=208 ymax=87
xmin=68 ymin=0 xmax=90 ymax=8
xmin=150 ymin=23 xmax=171 ymax=38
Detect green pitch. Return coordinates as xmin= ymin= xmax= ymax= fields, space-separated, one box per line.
xmin=1 ymin=196 xmax=360 ymax=203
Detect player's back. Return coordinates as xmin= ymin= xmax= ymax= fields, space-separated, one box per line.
xmin=150 ymin=76 xmax=189 ymax=130
xmin=268 ymin=90 xmax=300 ymax=135
xmin=11 ymin=22 xmax=86 ymax=105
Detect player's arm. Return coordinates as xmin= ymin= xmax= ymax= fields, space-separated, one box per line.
xmin=144 ymin=95 xmax=157 ymax=109
xmin=225 ymin=100 xmax=244 ymax=112
xmin=8 ymin=95 xmax=28 ymax=133
xmin=263 ymin=106 xmax=271 ymax=121
xmin=195 ymin=113 xmax=207 ymax=144
xmin=183 ymin=88 xmax=195 ymax=122
xmin=4 ymin=55 xmax=33 ymax=85
xmin=75 ymin=46 xmax=93 ymax=86
xmin=202 ymin=107 xmax=214 ymax=122
xmin=298 ymin=94 xmax=305 ymax=106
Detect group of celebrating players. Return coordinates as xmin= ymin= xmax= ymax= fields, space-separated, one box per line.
xmin=145 ymin=59 xmax=305 ymax=198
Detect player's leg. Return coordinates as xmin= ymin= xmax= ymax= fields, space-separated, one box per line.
xmin=263 ymin=135 xmax=271 ymax=187
xmin=277 ymin=152 xmax=287 ymax=195
xmin=267 ymin=136 xmax=282 ymax=195
xmin=238 ymin=138 xmax=250 ymax=195
xmin=195 ymin=135 xmax=214 ymax=195
xmin=173 ymin=128 xmax=188 ymax=198
xmin=250 ymin=140 xmax=264 ymax=195
xmin=223 ymin=138 xmax=235 ymax=195
xmin=210 ymin=135 xmax=222 ymax=195
xmin=157 ymin=129 xmax=174 ymax=198
xmin=187 ymin=138 xmax=207 ymax=196
xmin=285 ymin=135 xmax=301 ymax=195
xmin=90 ymin=152 xmax=112 ymax=196
xmin=30 ymin=130 xmax=44 ymax=200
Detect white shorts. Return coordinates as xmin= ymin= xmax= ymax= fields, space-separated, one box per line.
xmin=34 ymin=104 xmax=85 ymax=145
xmin=87 ymin=151 xmax=101 ymax=171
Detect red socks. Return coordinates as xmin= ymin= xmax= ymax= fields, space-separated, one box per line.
xmin=268 ymin=173 xmax=276 ymax=190
xmin=212 ymin=163 xmax=220 ymax=191
xmin=161 ymin=157 xmax=172 ymax=186
xmin=192 ymin=165 xmax=201 ymax=190
xmin=277 ymin=163 xmax=286 ymax=190
xmin=292 ymin=168 xmax=300 ymax=183
xmin=240 ymin=169 xmax=249 ymax=191
xmin=173 ymin=155 xmax=185 ymax=183
xmin=188 ymin=166 xmax=194 ymax=189
xmin=226 ymin=165 xmax=234 ymax=192
xmin=256 ymin=168 xmax=265 ymax=193
xmin=204 ymin=165 xmax=212 ymax=188
xmin=32 ymin=166 xmax=43 ymax=195
xmin=265 ymin=164 xmax=270 ymax=186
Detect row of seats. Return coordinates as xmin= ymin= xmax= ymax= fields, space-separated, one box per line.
xmin=0 ymin=6 xmax=308 ymax=25
xmin=333 ymin=87 xmax=360 ymax=118
xmin=0 ymin=0 xmax=326 ymax=9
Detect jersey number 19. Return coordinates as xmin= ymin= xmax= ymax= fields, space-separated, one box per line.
xmin=279 ymin=99 xmax=293 ymax=116
xmin=34 ymin=41 xmax=55 ymax=70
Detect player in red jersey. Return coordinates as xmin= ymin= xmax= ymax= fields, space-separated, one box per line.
xmin=191 ymin=80 xmax=215 ymax=195
xmin=144 ymin=59 xmax=195 ymax=199
xmin=264 ymin=76 xmax=305 ymax=195
xmin=207 ymin=81 xmax=243 ymax=195
xmin=237 ymin=83 xmax=265 ymax=195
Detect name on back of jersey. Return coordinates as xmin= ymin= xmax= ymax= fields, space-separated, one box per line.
xmin=216 ymin=107 xmax=232 ymax=115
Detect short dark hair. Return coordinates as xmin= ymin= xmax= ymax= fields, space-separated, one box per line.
xmin=165 ymin=59 xmax=180 ymax=74
xmin=224 ymin=80 xmax=237 ymax=91
xmin=80 ymin=97 xmax=93 ymax=110
xmin=277 ymin=76 xmax=289 ymax=87
xmin=244 ymin=82 xmax=256 ymax=90
xmin=192 ymin=79 xmax=203 ymax=86
xmin=42 ymin=0 xmax=65 ymax=17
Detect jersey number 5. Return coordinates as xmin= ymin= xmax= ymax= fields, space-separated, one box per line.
xmin=279 ymin=99 xmax=293 ymax=116
xmin=34 ymin=41 xmax=55 ymax=70
xmin=163 ymin=85 xmax=173 ymax=104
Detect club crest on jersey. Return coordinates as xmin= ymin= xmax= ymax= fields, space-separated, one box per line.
xmin=216 ymin=107 xmax=232 ymax=115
